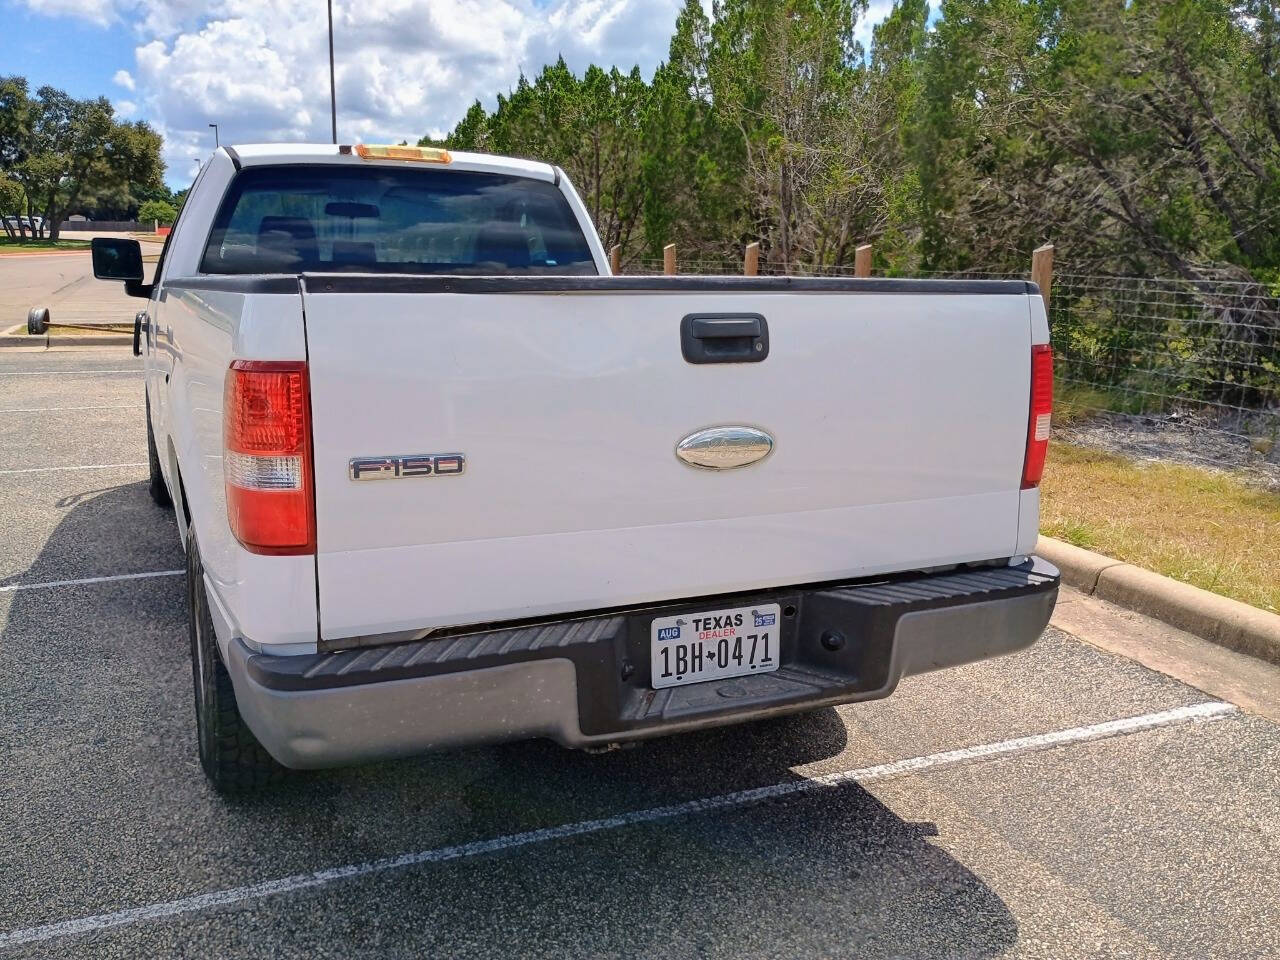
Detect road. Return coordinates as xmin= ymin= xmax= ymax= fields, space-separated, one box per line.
xmin=0 ymin=235 xmax=163 ymax=331
xmin=0 ymin=346 xmax=1278 ymax=958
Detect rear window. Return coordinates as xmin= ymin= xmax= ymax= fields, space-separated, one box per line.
xmin=200 ymin=165 xmax=598 ymax=276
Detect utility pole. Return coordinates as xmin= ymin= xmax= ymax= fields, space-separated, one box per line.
xmin=209 ymin=123 xmax=219 ymax=147
xmin=327 ymin=0 xmax=337 ymax=144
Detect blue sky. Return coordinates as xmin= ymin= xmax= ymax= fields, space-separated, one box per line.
xmin=9 ymin=0 xmax=899 ymax=189
xmin=6 ymin=2 xmax=138 ymax=102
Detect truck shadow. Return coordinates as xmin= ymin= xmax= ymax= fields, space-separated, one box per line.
xmin=3 ymin=479 xmax=1019 ymax=958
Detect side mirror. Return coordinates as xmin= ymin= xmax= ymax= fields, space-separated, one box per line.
xmin=91 ymin=237 xmax=151 ymax=298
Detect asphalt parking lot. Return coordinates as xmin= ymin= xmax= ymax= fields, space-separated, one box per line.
xmin=1 ymin=346 xmax=1278 ymax=959
xmin=0 ymin=243 xmax=164 ymax=332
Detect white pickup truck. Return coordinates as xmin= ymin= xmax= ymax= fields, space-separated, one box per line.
xmin=92 ymin=143 xmax=1059 ymax=793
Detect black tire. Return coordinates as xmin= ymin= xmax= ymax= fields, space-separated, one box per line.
xmin=188 ymin=535 xmax=286 ymax=794
xmin=145 ymin=393 xmax=172 ymax=508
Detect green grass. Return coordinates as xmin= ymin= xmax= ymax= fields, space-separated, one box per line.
xmin=0 ymin=239 xmax=91 ymax=253
xmin=1041 ymin=442 xmax=1280 ymax=613
xmin=1053 ymin=380 xmax=1144 ymax=425
xmin=0 ymin=237 xmax=90 ymax=251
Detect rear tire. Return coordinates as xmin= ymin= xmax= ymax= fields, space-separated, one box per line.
xmin=188 ymin=535 xmax=286 ymax=794
xmin=146 ymin=394 xmax=172 ymax=509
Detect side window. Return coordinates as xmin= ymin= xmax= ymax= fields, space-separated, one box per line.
xmin=154 ymin=160 xmax=213 ymax=291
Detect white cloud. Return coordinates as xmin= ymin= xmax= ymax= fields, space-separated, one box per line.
xmin=856 ymin=0 xmax=897 ymax=52
xmin=114 ymin=99 xmax=138 ymax=117
xmin=23 ymin=0 xmax=115 ymax=27
xmin=20 ymin=0 xmax=899 ymax=185
xmin=125 ymin=0 xmax=689 ymax=182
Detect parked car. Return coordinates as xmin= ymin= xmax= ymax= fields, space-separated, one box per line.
xmin=92 ymin=143 xmax=1060 ymax=793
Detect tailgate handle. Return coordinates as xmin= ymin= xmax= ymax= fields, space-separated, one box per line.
xmin=681 ymin=313 xmax=769 ymax=364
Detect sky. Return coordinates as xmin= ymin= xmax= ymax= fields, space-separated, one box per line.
xmin=8 ymin=0 xmax=897 ymax=189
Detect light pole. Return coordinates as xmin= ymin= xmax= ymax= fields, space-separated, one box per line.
xmin=327 ymin=0 xmax=337 ymax=143
xmin=209 ymin=123 xmax=219 ymax=147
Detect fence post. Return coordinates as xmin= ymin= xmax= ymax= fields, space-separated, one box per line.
xmin=664 ymin=244 xmax=676 ymax=276
xmin=609 ymin=244 xmax=621 ymax=275
xmin=1031 ymin=243 xmax=1054 ymax=311
xmin=744 ymin=242 xmax=759 ymax=276
xmin=854 ymin=243 xmax=873 ymax=278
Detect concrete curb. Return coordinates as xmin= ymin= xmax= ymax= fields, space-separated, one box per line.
xmin=1 ymin=324 xmax=131 ymax=349
xmin=1038 ymin=535 xmax=1280 ymax=665
xmin=0 ymin=334 xmax=131 ymax=348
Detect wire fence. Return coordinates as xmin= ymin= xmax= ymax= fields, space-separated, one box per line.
xmin=1049 ymin=274 xmax=1279 ymax=440
xmin=619 ymin=254 xmax=1280 ymax=442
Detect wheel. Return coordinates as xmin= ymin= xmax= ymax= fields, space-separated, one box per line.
xmin=27 ymin=306 xmax=49 ymax=335
xmin=187 ymin=535 xmax=286 ymax=793
xmin=145 ymin=393 xmax=172 ymax=508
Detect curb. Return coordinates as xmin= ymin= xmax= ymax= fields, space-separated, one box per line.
xmin=1038 ymin=535 xmax=1280 ymax=665
xmin=0 ymin=333 xmax=131 ymax=348
xmin=2 ymin=323 xmax=131 ymax=349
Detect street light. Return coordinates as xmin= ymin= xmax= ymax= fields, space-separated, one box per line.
xmin=209 ymin=123 xmax=219 ymax=147
xmin=327 ymin=0 xmax=337 ymax=143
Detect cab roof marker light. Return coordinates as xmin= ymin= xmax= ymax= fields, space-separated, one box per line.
xmin=354 ymin=144 xmax=452 ymax=164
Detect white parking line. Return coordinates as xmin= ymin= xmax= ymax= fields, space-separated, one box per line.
xmin=0 ymin=570 xmax=184 ymax=593
xmin=0 ymin=405 xmax=134 ymax=413
xmin=0 ymin=462 xmax=146 ymax=476
xmin=0 ymin=701 xmax=1237 ymax=949
xmin=0 ymin=369 xmax=140 ymax=376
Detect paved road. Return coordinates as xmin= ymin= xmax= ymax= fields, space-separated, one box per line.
xmin=1 ymin=347 xmax=1278 ymax=958
xmin=0 ymin=235 xmax=163 ymax=331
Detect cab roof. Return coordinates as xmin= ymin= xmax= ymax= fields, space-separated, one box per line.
xmin=219 ymin=144 xmax=558 ymax=183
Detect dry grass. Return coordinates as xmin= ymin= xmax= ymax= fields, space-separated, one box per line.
xmin=1040 ymin=441 xmax=1280 ymax=613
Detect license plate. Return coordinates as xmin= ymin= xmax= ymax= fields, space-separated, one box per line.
xmin=650 ymin=602 xmax=780 ymax=689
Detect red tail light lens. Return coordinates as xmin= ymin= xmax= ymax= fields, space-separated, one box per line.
xmin=224 ymin=360 xmax=314 ymax=554
xmin=1021 ymin=344 xmax=1053 ymax=489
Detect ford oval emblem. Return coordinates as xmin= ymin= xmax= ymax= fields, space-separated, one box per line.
xmin=675 ymin=426 xmax=774 ymax=470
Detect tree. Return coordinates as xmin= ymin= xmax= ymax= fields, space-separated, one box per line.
xmin=138 ymin=199 xmax=176 ymax=225
xmin=0 ymin=177 xmax=23 ymax=238
xmin=0 ymin=76 xmax=32 ymax=238
xmin=0 ymin=83 xmax=163 ymax=240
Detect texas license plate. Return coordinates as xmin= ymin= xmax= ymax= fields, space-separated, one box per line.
xmin=650 ymin=602 xmax=780 ymax=689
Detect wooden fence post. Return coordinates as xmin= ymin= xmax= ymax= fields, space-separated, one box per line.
xmin=744 ymin=242 xmax=759 ymax=276
xmin=664 ymin=244 xmax=676 ymax=276
xmin=854 ymin=243 xmax=873 ymax=278
xmin=609 ymin=244 xmax=621 ymax=275
xmin=1031 ymin=243 xmax=1054 ymax=311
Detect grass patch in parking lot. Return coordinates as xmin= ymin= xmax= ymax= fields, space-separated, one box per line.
xmin=0 ymin=237 xmax=90 ymax=252
xmin=1040 ymin=441 xmax=1280 ymax=613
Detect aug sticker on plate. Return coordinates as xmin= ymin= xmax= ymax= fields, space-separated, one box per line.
xmin=650 ymin=603 xmax=780 ymax=689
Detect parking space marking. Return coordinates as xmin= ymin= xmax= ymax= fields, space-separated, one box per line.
xmin=0 ymin=405 xmax=134 ymax=413
xmin=0 ymin=701 xmax=1237 ymax=950
xmin=0 ymin=462 xmax=146 ymax=476
xmin=0 ymin=370 xmax=140 ymax=376
xmin=0 ymin=570 xmax=183 ymax=593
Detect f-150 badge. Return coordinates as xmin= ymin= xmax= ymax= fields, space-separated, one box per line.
xmin=349 ymin=454 xmax=466 ymax=480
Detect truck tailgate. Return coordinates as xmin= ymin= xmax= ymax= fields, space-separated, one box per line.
xmin=301 ymin=277 xmax=1034 ymax=643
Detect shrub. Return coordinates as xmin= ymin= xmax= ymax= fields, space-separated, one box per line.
xmin=138 ymin=199 xmax=176 ymax=226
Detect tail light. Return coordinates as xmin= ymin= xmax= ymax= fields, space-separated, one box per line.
xmin=1021 ymin=344 xmax=1053 ymax=489
xmin=224 ymin=360 xmax=315 ymax=554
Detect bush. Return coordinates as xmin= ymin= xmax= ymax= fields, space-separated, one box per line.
xmin=138 ymin=199 xmax=176 ymax=225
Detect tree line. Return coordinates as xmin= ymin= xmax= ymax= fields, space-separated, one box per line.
xmin=423 ymin=0 xmax=1280 ymax=290
xmin=0 ymin=76 xmax=170 ymax=241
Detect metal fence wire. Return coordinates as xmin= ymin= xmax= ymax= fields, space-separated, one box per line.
xmin=1049 ymin=274 xmax=1280 ymax=439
